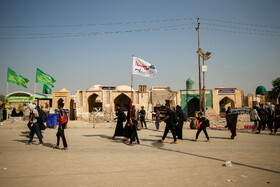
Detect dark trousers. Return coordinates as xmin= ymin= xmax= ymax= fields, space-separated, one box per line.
xmin=196 ymin=125 xmax=209 ymax=140
xmin=29 ymin=123 xmax=43 ymax=143
xmin=56 ymin=123 xmax=68 ymax=147
xmin=140 ymin=118 xmax=147 ymax=128
xmin=258 ymin=120 xmax=268 ymax=132
xmin=162 ymin=124 xmax=177 ymax=141
xmin=274 ymin=119 xmax=280 ymax=133
xmin=130 ymin=126 xmax=140 ymax=144
xmin=175 ymin=122 xmax=183 ymax=139
xmin=268 ymin=119 xmax=274 ymax=132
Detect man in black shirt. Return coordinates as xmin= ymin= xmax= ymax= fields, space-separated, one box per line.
xmin=256 ymin=104 xmax=269 ymax=134
xmin=139 ymin=106 xmax=147 ymax=129
xmin=158 ymin=103 xmax=177 ymax=144
xmin=194 ymin=112 xmax=210 ymax=142
xmin=175 ymin=105 xmax=184 ymax=139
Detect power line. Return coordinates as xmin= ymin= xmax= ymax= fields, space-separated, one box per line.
xmin=201 ymin=27 xmax=280 ymax=37
xmin=202 ymin=23 xmax=280 ymax=34
xmin=200 ymin=17 xmax=280 ymax=29
xmin=0 ymin=24 xmax=195 ymax=40
xmin=0 ymin=18 xmax=196 ymax=28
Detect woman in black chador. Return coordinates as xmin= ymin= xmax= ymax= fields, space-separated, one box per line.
xmin=110 ymin=104 xmax=126 ymax=139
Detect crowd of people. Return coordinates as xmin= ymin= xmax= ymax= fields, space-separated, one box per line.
xmin=6 ymin=100 xmax=280 ymax=148
xmin=25 ymin=102 xmax=69 ymax=150
xmin=110 ymin=103 xmax=213 ymax=145
xmin=250 ymin=104 xmax=280 ymax=135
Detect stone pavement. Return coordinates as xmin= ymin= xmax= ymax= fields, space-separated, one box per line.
xmin=0 ymin=121 xmax=279 ymax=187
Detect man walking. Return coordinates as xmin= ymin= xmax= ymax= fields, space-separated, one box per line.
xmin=158 ymin=103 xmax=177 ymax=144
xmin=175 ymin=105 xmax=184 ymax=139
xmin=250 ymin=106 xmax=261 ymax=132
xmin=155 ymin=109 xmax=160 ymax=130
xmin=54 ymin=103 xmax=68 ymax=150
xmin=139 ymin=106 xmax=147 ymax=129
xmin=256 ymin=104 xmax=269 ymax=134
xmin=26 ymin=103 xmax=44 ymax=146
xmin=194 ymin=112 xmax=210 ymax=142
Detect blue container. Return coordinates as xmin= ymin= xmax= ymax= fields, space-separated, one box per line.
xmin=47 ymin=113 xmax=59 ymax=127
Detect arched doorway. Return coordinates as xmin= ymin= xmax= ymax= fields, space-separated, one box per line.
xmin=187 ymin=97 xmax=200 ymax=117
xmin=88 ymin=94 xmax=102 ymax=113
xmin=219 ymin=97 xmax=235 ymax=114
xmin=57 ymin=98 xmax=64 ymax=108
xmin=114 ymin=94 xmax=131 ymax=111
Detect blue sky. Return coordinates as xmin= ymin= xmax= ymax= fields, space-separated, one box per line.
xmin=0 ymin=0 xmax=279 ymax=95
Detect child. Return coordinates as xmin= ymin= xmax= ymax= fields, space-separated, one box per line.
xmin=194 ymin=112 xmax=210 ymax=142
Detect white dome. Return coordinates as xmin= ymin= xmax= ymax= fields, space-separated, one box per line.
xmin=88 ymin=85 xmax=102 ymax=91
xmin=116 ymin=85 xmax=134 ymax=91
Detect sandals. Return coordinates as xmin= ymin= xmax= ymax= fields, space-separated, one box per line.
xmin=62 ymin=147 xmax=68 ymax=150
xmin=53 ymin=145 xmax=60 ymax=149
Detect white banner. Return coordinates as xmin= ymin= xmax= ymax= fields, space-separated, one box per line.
xmin=132 ymin=57 xmax=157 ymax=78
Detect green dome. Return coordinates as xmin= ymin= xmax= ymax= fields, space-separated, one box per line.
xmin=256 ymin=86 xmax=266 ymax=95
xmin=186 ymin=77 xmax=195 ymax=90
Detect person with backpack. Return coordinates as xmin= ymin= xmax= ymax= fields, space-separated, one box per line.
xmin=175 ymin=105 xmax=185 ymax=140
xmin=54 ymin=103 xmax=68 ymax=150
xmin=26 ymin=103 xmax=44 ymax=146
xmin=194 ymin=112 xmax=210 ymax=142
xmin=110 ymin=104 xmax=126 ymax=139
xmin=158 ymin=103 xmax=178 ymax=144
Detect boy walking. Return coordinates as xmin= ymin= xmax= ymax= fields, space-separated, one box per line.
xmin=54 ymin=103 xmax=68 ymax=150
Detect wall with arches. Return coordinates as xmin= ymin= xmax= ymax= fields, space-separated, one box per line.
xmin=212 ymin=87 xmax=244 ymax=115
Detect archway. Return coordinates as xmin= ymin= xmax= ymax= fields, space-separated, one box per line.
xmin=114 ymin=94 xmax=131 ymax=111
xmin=219 ymin=97 xmax=235 ymax=114
xmin=57 ymin=98 xmax=64 ymax=108
xmin=88 ymin=94 xmax=102 ymax=113
xmin=187 ymin=97 xmax=200 ymax=117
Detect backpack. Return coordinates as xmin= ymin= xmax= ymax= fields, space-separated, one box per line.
xmin=36 ymin=106 xmax=47 ymax=123
xmin=59 ymin=109 xmax=68 ymax=124
xmin=204 ymin=118 xmax=210 ymax=127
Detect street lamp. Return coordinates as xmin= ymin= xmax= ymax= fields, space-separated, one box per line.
xmin=196 ymin=48 xmax=211 ymax=114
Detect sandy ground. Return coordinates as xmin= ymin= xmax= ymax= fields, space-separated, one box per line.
xmin=0 ymin=120 xmax=279 ymax=187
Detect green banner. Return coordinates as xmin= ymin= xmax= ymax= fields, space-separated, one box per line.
xmin=36 ymin=68 xmax=56 ymax=87
xmin=42 ymin=84 xmax=52 ymax=94
xmin=7 ymin=68 xmax=29 ymax=88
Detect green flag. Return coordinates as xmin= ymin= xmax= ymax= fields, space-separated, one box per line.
xmin=7 ymin=68 xmax=29 ymax=88
xmin=42 ymin=84 xmax=52 ymax=94
xmin=36 ymin=68 xmax=56 ymax=87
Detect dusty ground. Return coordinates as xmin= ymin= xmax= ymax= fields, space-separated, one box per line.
xmin=0 ymin=120 xmax=279 ymax=187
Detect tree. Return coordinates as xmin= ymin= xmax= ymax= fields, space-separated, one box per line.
xmin=272 ymin=77 xmax=280 ymax=93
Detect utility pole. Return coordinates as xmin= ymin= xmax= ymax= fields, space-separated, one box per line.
xmin=196 ymin=18 xmax=202 ymax=112
xmin=203 ymin=57 xmax=206 ymax=114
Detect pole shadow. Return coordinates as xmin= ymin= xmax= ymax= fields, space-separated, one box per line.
xmin=138 ymin=143 xmax=280 ymax=174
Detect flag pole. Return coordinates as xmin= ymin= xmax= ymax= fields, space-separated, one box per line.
xmin=6 ymin=82 xmax=8 ymax=95
xmin=130 ymin=55 xmax=134 ymax=121
xmin=34 ymin=83 xmax=36 ymax=95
